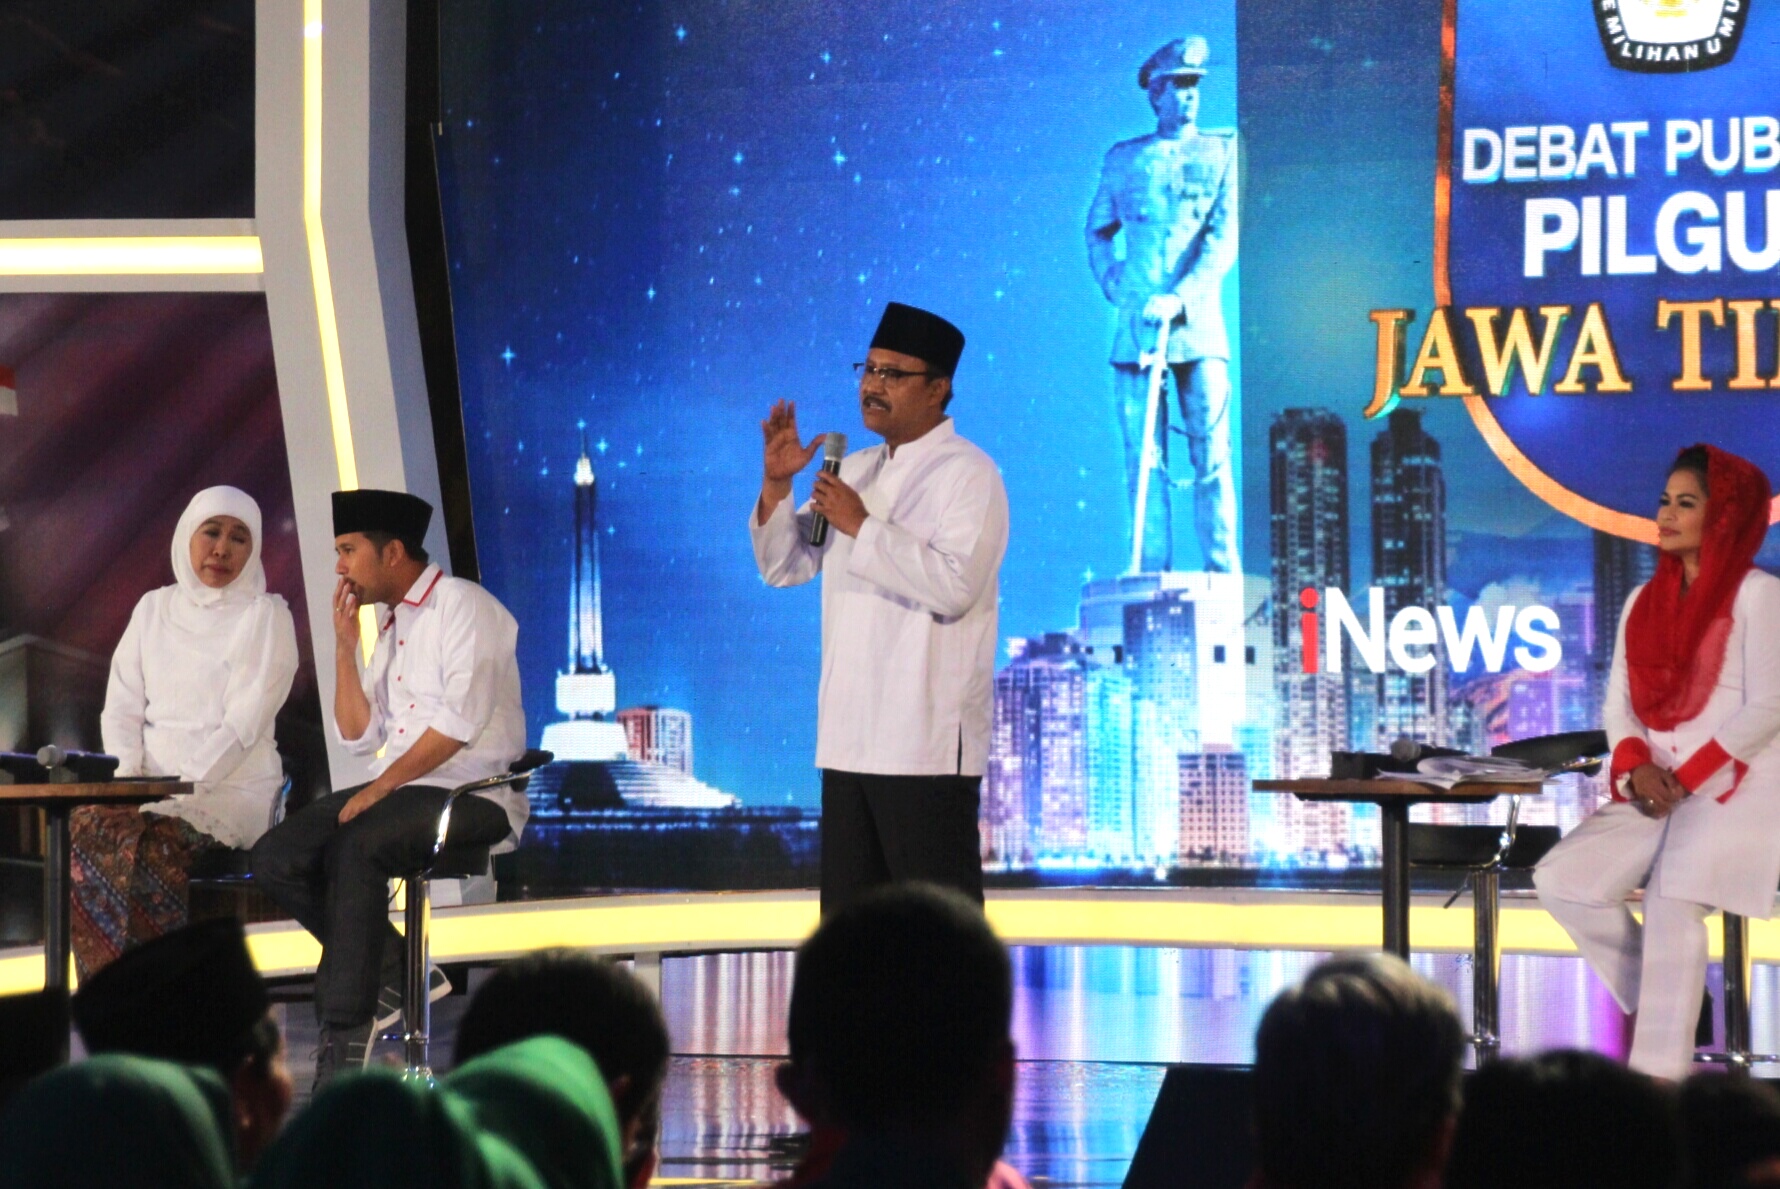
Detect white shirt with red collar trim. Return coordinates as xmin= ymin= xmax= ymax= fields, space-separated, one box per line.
xmin=749 ymin=417 xmax=1009 ymax=776
xmin=334 ymin=563 xmax=529 ymax=847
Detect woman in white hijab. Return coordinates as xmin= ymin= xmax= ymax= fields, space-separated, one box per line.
xmin=70 ymin=486 xmax=299 ymax=978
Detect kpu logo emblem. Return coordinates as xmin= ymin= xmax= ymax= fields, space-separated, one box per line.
xmin=1592 ymin=0 xmax=1750 ymax=72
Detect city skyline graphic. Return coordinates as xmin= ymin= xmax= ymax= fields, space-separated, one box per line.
xmin=980 ymin=405 xmax=1617 ymax=875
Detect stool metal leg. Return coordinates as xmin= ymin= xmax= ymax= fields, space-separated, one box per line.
xmin=402 ymin=874 xmax=433 ymax=1082
xmin=1728 ymin=910 xmax=1754 ymax=1057
xmin=1696 ymin=911 xmax=1777 ymax=1072
xmin=1470 ymin=869 xmax=1502 ymax=1063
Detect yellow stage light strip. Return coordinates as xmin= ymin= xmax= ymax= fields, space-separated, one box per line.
xmin=301 ymin=1 xmax=377 ymax=662
xmin=3 ymin=892 xmax=1764 ymax=996
xmin=0 ymin=237 xmax=263 ymax=275
xmin=303 ymin=1 xmax=358 ymax=495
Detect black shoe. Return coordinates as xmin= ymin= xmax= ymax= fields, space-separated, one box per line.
xmin=312 ymin=1018 xmax=377 ymax=1093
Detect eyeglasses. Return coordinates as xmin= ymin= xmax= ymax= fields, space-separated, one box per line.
xmin=853 ymin=361 xmax=935 ymax=384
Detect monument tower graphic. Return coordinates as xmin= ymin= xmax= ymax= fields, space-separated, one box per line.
xmin=540 ymin=430 xmax=630 ymax=762
xmin=530 ymin=424 xmax=736 ymax=812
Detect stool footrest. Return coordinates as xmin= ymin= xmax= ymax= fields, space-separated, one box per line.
xmin=1695 ymin=1051 xmax=1780 ymax=1069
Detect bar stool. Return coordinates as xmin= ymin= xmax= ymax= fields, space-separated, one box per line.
xmin=1695 ymin=911 xmax=1778 ymax=1072
xmin=1409 ymin=801 xmax=1561 ymax=1062
xmin=1408 ymin=729 xmax=1606 ymax=1062
xmin=397 ymin=749 xmax=552 ymax=1082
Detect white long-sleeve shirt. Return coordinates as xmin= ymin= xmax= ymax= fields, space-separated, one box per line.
xmin=334 ymin=564 xmax=530 ymax=847
xmin=750 ymin=418 xmax=1009 ymax=776
xmin=1605 ymin=572 xmax=1780 ymax=801
xmin=102 ymin=588 xmax=299 ymax=849
xmin=1601 ymin=570 xmax=1780 ymax=916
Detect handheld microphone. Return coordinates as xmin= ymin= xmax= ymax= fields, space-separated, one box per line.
xmin=807 ymin=432 xmax=848 ymax=547
xmin=1389 ymin=738 xmax=1468 ymax=766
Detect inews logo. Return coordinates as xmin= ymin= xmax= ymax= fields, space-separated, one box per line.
xmin=1298 ymin=588 xmax=1563 ymax=675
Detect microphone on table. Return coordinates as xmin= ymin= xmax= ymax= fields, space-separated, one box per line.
xmin=807 ymin=432 xmax=848 ymax=547
xmin=1389 ymin=738 xmax=1469 ymax=766
xmin=36 ymin=746 xmax=121 ymax=783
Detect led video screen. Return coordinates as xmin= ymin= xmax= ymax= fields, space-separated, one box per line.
xmin=440 ymin=0 xmax=1779 ymax=890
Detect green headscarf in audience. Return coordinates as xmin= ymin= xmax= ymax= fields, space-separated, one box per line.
xmin=447 ymin=1034 xmax=625 ymax=1189
xmin=0 ymin=1053 xmax=236 ymax=1189
xmin=251 ymin=1036 xmax=623 ymax=1189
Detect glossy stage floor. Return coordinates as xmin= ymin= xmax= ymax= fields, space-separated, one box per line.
xmin=269 ymin=939 xmax=1780 ymax=1187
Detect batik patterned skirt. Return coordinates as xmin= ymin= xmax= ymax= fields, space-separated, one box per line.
xmin=70 ymin=805 xmax=221 ymax=979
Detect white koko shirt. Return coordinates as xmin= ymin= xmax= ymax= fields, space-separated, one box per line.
xmin=750 ymin=418 xmax=1009 ymax=776
xmin=335 ymin=564 xmax=530 ymax=847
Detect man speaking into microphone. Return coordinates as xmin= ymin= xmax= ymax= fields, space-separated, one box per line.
xmin=750 ymin=301 xmax=1009 ymax=913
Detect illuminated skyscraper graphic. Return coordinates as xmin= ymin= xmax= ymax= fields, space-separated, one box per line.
xmin=1268 ymin=409 xmax=1353 ymax=860
xmin=1590 ymin=530 xmax=1656 ymax=721
xmin=982 ymin=675 xmax=1026 ymax=864
xmin=1269 ymin=410 xmax=1350 ymax=776
xmin=1238 ymin=581 xmax=1274 ymax=779
xmin=1055 ymin=572 xmax=1259 ymax=867
xmin=1371 ymin=408 xmax=1448 ymax=750
xmin=618 ymin=705 xmax=694 ymax=773
xmin=1236 ymin=581 xmax=1280 ymax=853
xmin=541 ymin=430 xmax=633 ymax=762
xmin=1125 ymin=590 xmax=1196 ymax=864
xmin=1178 ymin=746 xmax=1249 ymax=864
xmin=982 ymin=635 xmax=1089 ymax=864
xmin=1084 ymin=662 xmax=1135 ymax=863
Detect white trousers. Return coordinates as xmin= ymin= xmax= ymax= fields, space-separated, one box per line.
xmin=1533 ymin=801 xmax=1710 ymax=1081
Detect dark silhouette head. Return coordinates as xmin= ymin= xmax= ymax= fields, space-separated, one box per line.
xmin=1252 ymin=954 xmax=1463 ymax=1189
xmin=1445 ymin=1049 xmax=1683 ymax=1189
xmin=777 ymin=883 xmax=1014 ymax=1182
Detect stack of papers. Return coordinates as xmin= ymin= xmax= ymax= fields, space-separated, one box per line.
xmin=1406 ymin=755 xmax=1551 ymax=789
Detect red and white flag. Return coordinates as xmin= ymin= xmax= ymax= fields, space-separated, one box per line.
xmin=0 ymin=365 xmax=14 ymax=416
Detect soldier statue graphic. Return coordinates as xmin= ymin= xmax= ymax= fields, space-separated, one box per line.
xmin=1086 ymin=35 xmax=1238 ymax=573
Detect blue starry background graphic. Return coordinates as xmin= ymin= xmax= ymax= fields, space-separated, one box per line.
xmin=440 ymin=0 xmax=1241 ymax=806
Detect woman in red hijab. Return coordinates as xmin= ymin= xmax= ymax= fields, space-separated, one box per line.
xmin=1536 ymin=445 xmax=1780 ymax=1080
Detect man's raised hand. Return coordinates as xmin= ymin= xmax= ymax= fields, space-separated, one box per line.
xmin=331 ymin=577 xmax=361 ymax=652
xmin=762 ymin=400 xmax=826 ymax=485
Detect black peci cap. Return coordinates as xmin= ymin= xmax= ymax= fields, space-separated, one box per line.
xmin=869 ymin=302 xmax=966 ymax=377
xmin=332 ymin=489 xmax=434 ymax=541
xmin=73 ymin=919 xmax=269 ymax=1072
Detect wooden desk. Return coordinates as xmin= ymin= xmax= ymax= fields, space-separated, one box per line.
xmin=0 ymin=781 xmax=187 ymax=1001
xmin=1253 ymin=778 xmax=1542 ymax=959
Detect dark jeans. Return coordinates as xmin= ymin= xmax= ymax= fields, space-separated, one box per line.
xmin=819 ymin=769 xmax=984 ymax=915
xmin=250 ymin=783 xmax=508 ymax=1025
